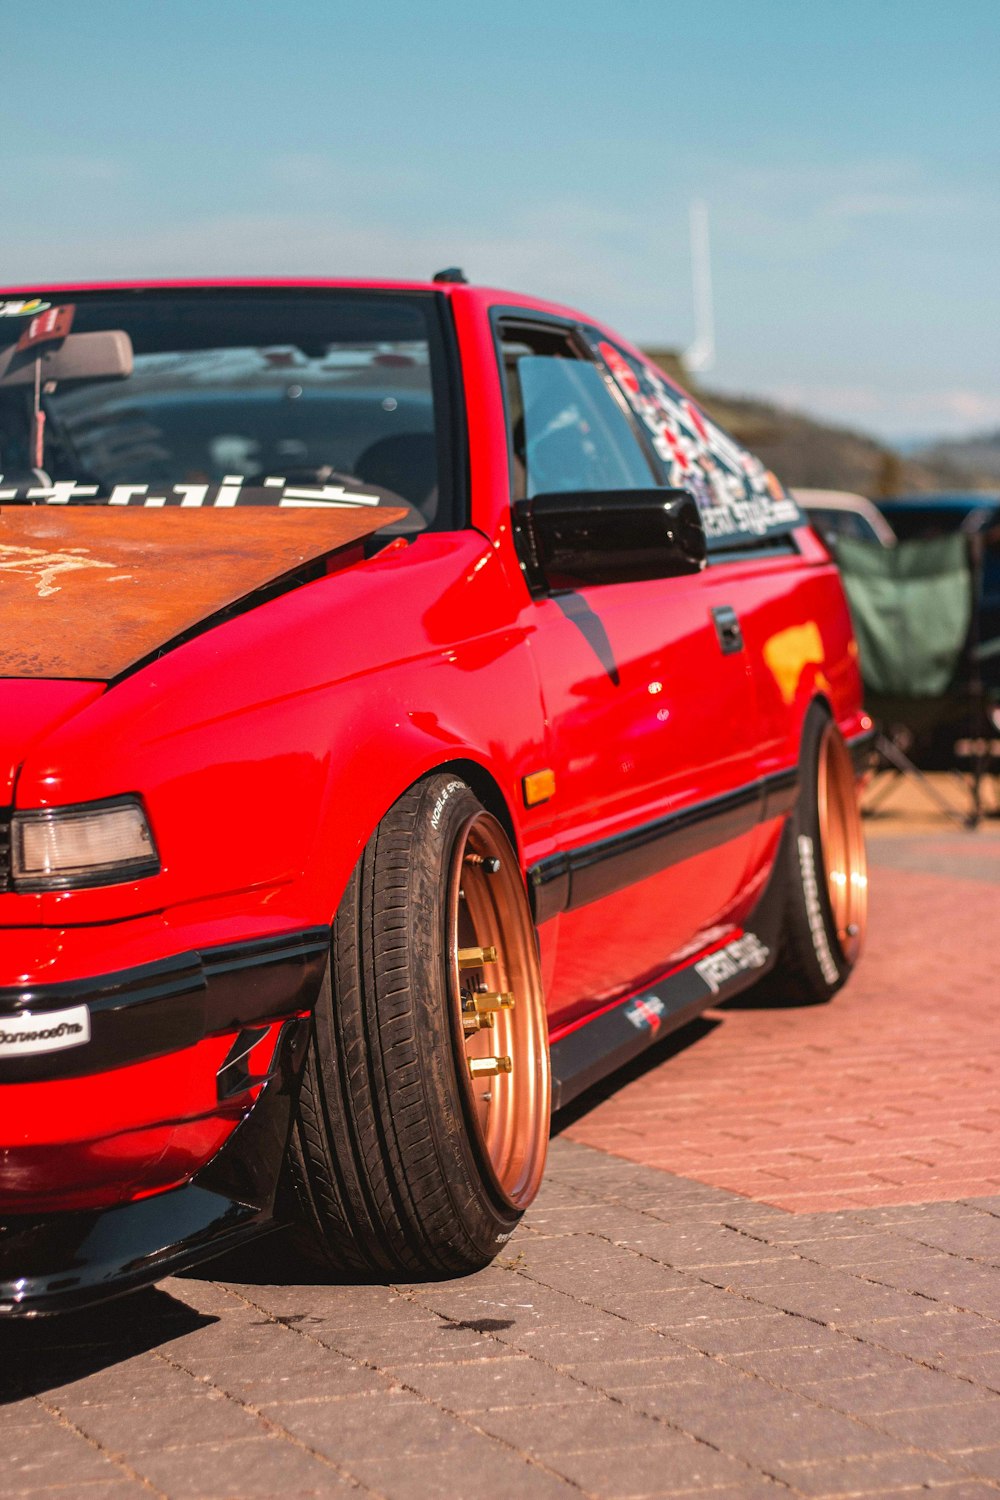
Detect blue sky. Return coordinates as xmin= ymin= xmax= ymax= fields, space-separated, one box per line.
xmin=3 ymin=0 xmax=998 ymax=442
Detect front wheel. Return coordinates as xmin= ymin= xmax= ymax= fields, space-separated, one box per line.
xmin=763 ymin=708 xmax=869 ymax=1004
xmin=287 ymin=775 xmax=550 ymax=1276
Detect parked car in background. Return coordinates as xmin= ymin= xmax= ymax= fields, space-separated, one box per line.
xmin=0 ymin=277 xmax=870 ymax=1314
xmin=793 ymin=489 xmax=896 ymax=549
xmin=874 ymin=492 xmax=1000 ymax=543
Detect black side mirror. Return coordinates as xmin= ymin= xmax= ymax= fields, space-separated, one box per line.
xmin=514 ymin=488 xmax=707 ymax=593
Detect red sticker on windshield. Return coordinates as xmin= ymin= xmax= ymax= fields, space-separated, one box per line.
xmin=17 ymin=303 xmax=75 ymax=353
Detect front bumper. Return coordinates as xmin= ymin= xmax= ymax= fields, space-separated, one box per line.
xmin=0 ymin=927 xmax=329 ymax=1315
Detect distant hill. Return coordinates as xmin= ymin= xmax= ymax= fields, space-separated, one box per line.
xmin=917 ymin=429 xmax=1000 ymax=485
xmin=641 ymin=347 xmax=993 ymax=496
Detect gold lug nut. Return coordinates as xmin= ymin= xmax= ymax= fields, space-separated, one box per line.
xmin=468 ymin=1056 xmax=512 ymax=1079
xmin=463 ymin=1010 xmax=496 ymax=1034
xmin=466 ymin=991 xmax=514 ymax=1015
xmin=458 ymin=945 xmax=498 ymax=969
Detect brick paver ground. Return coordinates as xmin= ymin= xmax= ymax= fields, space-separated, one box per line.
xmin=1 ymin=797 xmax=998 ymax=1498
xmin=562 ymin=827 xmax=1000 ymax=1212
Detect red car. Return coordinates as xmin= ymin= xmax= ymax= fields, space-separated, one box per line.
xmin=0 ymin=277 xmax=870 ymax=1313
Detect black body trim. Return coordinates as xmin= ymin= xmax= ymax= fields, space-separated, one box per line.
xmin=0 ymin=927 xmax=330 ymax=1082
xmin=761 ymin=766 xmax=800 ymax=823
xmin=530 ymin=766 xmax=799 ymax=922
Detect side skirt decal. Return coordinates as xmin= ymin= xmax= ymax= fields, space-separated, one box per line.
xmin=551 ymin=928 xmax=774 ymax=1111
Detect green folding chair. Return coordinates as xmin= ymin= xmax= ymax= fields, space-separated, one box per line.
xmin=833 ymin=533 xmax=992 ymax=827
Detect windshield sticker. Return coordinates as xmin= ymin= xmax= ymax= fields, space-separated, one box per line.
xmin=0 ymin=475 xmax=384 ymax=509
xmin=0 ymin=298 xmax=52 ymax=319
xmin=17 ymin=303 xmax=75 ymax=352
xmin=596 ymin=341 xmax=802 ymax=547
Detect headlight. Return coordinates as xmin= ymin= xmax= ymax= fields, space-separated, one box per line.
xmin=11 ymin=797 xmax=160 ymax=892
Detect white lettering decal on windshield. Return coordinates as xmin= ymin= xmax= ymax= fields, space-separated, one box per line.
xmin=1 ymin=476 xmax=383 ymax=509
xmin=25 ymin=482 xmax=99 ymax=505
xmin=278 ymin=485 xmax=380 ymax=508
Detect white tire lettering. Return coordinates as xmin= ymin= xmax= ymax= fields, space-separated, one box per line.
xmin=430 ymin=780 xmax=465 ymax=830
xmin=798 ymin=835 xmax=840 ymax=985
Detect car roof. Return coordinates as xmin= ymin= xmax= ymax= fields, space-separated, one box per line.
xmin=0 ymin=277 xmax=595 ymax=324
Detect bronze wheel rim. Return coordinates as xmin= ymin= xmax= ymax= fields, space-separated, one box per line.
xmin=446 ymin=811 xmax=550 ymax=1209
xmin=817 ymin=723 xmax=868 ymax=965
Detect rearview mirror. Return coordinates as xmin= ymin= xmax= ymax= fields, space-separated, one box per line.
xmin=514 ymin=488 xmax=707 ymax=593
xmin=0 ymin=330 xmax=134 ymax=388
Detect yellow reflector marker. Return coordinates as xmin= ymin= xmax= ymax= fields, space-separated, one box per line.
xmin=522 ymin=769 xmax=556 ymax=806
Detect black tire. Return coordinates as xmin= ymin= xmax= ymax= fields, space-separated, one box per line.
xmin=760 ymin=706 xmax=868 ymax=1005
xmin=287 ymin=774 xmax=550 ymax=1277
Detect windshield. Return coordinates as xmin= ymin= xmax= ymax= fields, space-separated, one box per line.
xmin=0 ymin=290 xmax=457 ymax=531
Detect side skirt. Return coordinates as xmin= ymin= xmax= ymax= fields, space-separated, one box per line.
xmin=549 ymin=823 xmax=792 ymax=1111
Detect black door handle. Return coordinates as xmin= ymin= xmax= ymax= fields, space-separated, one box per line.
xmin=711 ymin=605 xmax=744 ymax=655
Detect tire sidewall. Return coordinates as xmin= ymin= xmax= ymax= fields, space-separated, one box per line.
xmin=402 ymin=775 xmax=526 ymax=1245
xmin=788 ymin=708 xmax=855 ymax=998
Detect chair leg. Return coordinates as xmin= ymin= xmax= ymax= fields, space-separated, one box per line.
xmin=863 ymin=767 xmax=904 ymax=815
xmin=874 ymin=734 xmax=979 ymax=829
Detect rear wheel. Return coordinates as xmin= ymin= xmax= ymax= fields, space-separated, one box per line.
xmin=763 ymin=708 xmax=868 ymax=1004
xmin=287 ymin=775 xmax=550 ymax=1276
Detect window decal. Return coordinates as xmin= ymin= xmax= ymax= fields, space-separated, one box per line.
xmin=596 ymin=341 xmax=803 ymax=547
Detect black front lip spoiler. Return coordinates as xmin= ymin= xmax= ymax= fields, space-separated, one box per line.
xmin=0 ymin=1014 xmax=313 ymax=1317
xmin=0 ymin=929 xmax=330 ymax=1316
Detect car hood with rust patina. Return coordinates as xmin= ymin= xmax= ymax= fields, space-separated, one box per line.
xmin=0 ymin=505 xmax=406 ymax=682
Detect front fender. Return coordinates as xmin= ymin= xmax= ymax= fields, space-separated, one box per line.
xmin=9 ymin=535 xmax=549 ymax=934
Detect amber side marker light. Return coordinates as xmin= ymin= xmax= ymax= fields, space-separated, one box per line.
xmin=522 ymin=770 xmax=556 ymax=807
xmin=11 ymin=796 xmax=160 ymax=892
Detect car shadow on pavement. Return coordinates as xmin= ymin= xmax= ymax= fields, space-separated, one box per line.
xmin=551 ymin=1014 xmax=720 ymax=1134
xmin=0 ymin=1288 xmax=215 ymax=1402
xmin=716 ymin=984 xmax=829 ymax=1011
xmin=177 ymin=1224 xmax=388 ymax=1290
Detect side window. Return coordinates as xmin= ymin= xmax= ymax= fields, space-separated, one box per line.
xmin=498 ymin=323 xmax=656 ymax=500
